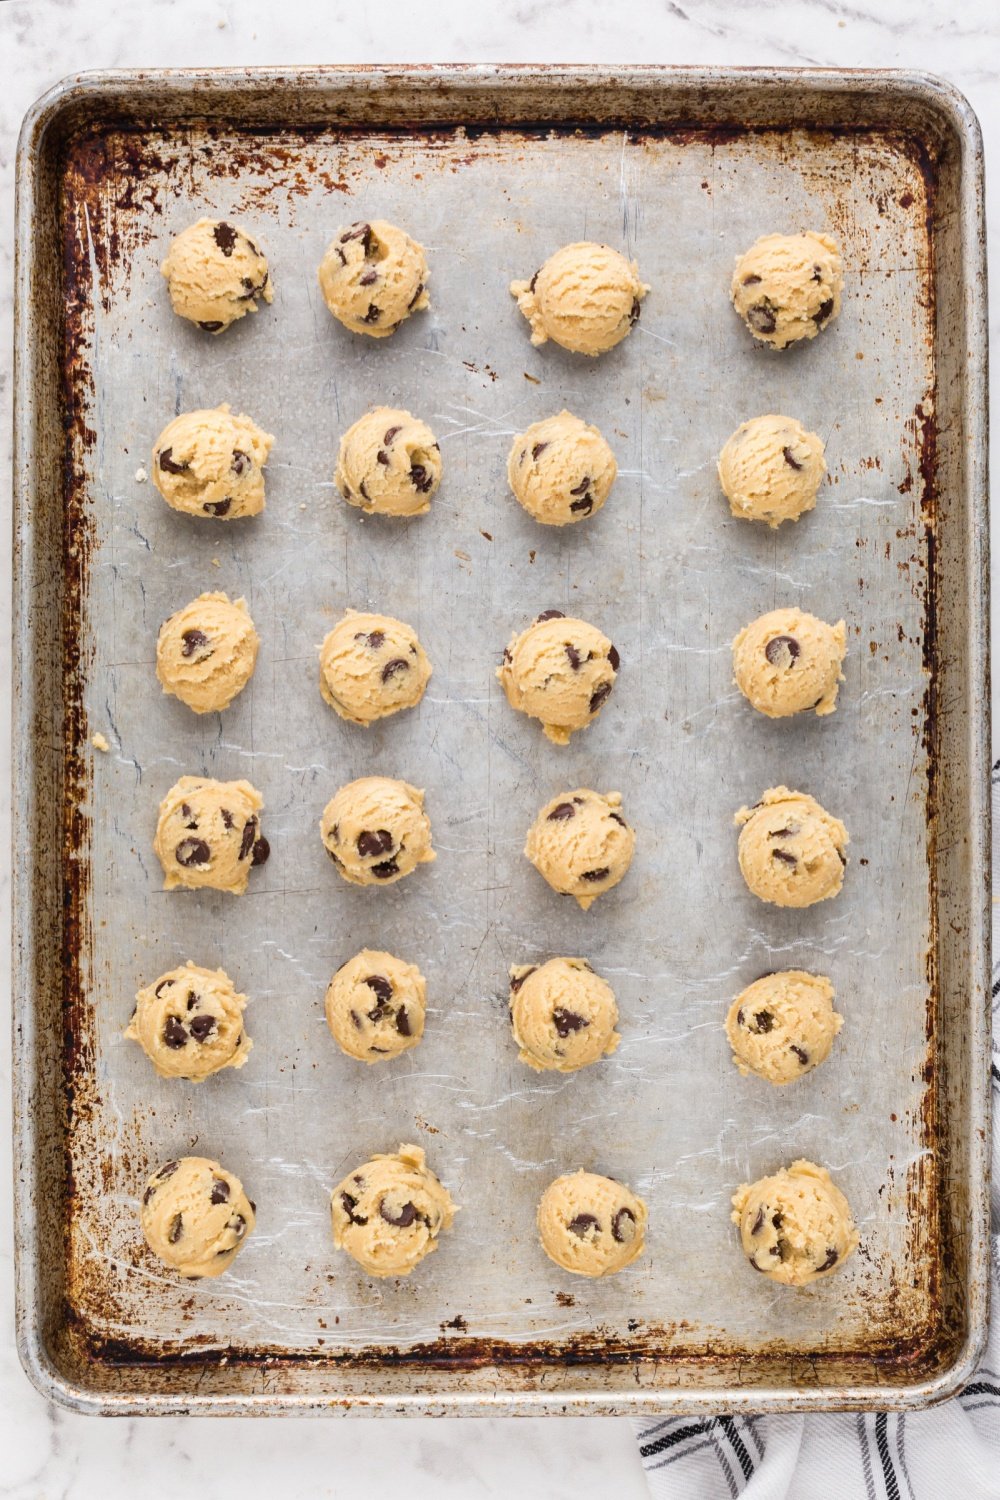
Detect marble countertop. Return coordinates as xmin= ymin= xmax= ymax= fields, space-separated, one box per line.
xmin=1 ymin=1 xmax=996 ymax=1494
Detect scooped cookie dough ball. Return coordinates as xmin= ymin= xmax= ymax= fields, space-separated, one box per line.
xmin=326 ymin=949 xmax=426 ymax=1063
xmin=499 ymin=611 xmax=620 ymax=745
xmin=335 ymin=407 xmax=441 ymax=518
xmin=736 ymin=787 xmax=848 ymax=909
xmin=718 ymin=415 xmax=825 ymax=528
xmin=154 ymin=776 xmax=269 ymax=894
xmin=537 ymin=1170 xmax=647 ymax=1277
xmin=157 ymin=593 xmax=259 ymax=714
xmin=731 ymin=232 xmax=843 ymax=349
xmin=525 ymin=789 xmax=635 ymax=910
xmin=320 ymin=776 xmax=434 ymax=887
xmin=160 ymin=218 xmax=272 ymax=334
xmin=510 ymin=958 xmax=620 ymax=1073
xmin=126 ymin=961 xmax=251 ymax=1081
xmin=318 ymin=219 xmax=429 ymax=338
xmin=731 ymin=1159 xmax=858 ymax=1285
xmin=141 ymin=1156 xmax=255 ymax=1278
xmin=732 ymin=608 xmax=846 ymax=719
xmin=331 ymin=1143 xmax=456 ymax=1278
xmin=726 ymin=971 xmax=842 ymax=1085
xmin=511 ymin=242 xmax=648 ymax=356
xmin=152 ymin=404 xmax=274 ymax=520
xmin=319 ymin=610 xmax=432 ymax=726
xmin=507 ymin=410 xmax=617 ymax=526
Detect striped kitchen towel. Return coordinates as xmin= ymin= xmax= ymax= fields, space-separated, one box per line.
xmin=632 ymin=770 xmax=1000 ymax=1500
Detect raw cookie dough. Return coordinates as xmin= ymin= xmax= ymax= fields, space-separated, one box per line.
xmin=498 ymin=611 xmax=620 ymax=745
xmin=726 ymin=971 xmax=842 ymax=1085
xmin=537 ymin=1170 xmax=647 ymax=1277
xmin=320 ymin=776 xmax=435 ymax=887
xmin=160 ymin=218 xmax=272 ymax=333
xmin=732 ymin=607 xmax=846 ymax=718
xmin=326 ymin=949 xmax=426 ymax=1063
xmin=154 ymin=776 xmax=269 ymax=894
xmin=506 ymin=410 xmax=617 ymax=526
xmin=126 ymin=960 xmax=251 ymax=1081
xmin=157 ymin=592 xmax=259 ymax=714
xmin=525 ymin=789 xmax=635 ymax=910
xmin=731 ymin=232 xmax=843 ymax=349
xmin=152 ymin=404 xmax=274 ymax=520
xmin=330 ymin=1143 xmax=456 ymax=1278
xmin=509 ymin=957 xmax=620 ymax=1073
xmin=335 ymin=407 xmax=441 ymax=517
xmin=736 ymin=786 xmax=848 ymax=909
xmin=319 ymin=610 xmax=432 ymax=726
xmin=717 ymin=414 xmax=826 ymax=528
xmin=318 ymin=219 xmax=429 ymax=337
xmin=731 ymin=1159 xmax=858 ymax=1285
xmin=511 ymin=242 xmax=648 ymax=356
xmin=141 ymin=1156 xmax=255 ymax=1278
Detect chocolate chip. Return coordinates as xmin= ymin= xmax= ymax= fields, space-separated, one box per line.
xmin=359 ymin=268 xmax=378 ymax=286
xmin=175 ymin=837 xmax=210 ymax=868
xmin=202 ymin=498 xmax=232 ymax=516
xmin=782 ymin=446 xmax=804 ymax=472
xmin=589 ymin=682 xmax=612 ymax=714
xmin=143 ymin=1184 xmax=156 ymax=1205
xmin=381 ymin=658 xmax=410 ymax=684
xmin=752 ymin=1010 xmax=775 ymax=1033
xmin=552 ymin=1007 xmax=588 ymax=1038
xmin=371 ymin=858 xmax=400 ymax=880
xmin=383 ymin=426 xmax=402 ymax=446
xmin=818 ymin=1247 xmax=839 ymax=1272
xmin=581 ymin=867 xmax=610 ymax=883
xmin=746 ymin=299 xmax=777 ymax=334
xmin=751 ymin=1206 xmax=765 ymax=1235
xmin=239 ymin=818 xmax=257 ymax=860
xmin=609 ymin=811 xmax=627 ymax=827
xmin=407 ymin=281 xmax=424 ymax=310
xmin=837 ymin=847 xmax=847 ymax=867
xmin=241 ymin=274 xmax=267 ymax=299
xmin=189 ymin=1014 xmax=216 ymax=1042
xmin=814 ymin=297 xmax=835 ymax=325
xmin=231 ymin=449 xmax=251 ymax=476
xmin=565 ymin=644 xmax=582 ymax=671
xmin=180 ymin=803 xmax=197 ymax=828
xmin=358 ymin=480 xmax=370 ymax=503
xmin=532 ymin=442 xmax=549 ymax=460
xmin=510 ymin=966 xmax=536 ymax=994
xmin=365 ymin=975 xmax=393 ymax=1005
xmin=768 ymin=825 xmax=799 ymax=838
xmin=210 ymin=1178 xmax=230 ymax=1204
xmin=629 ymin=297 xmax=641 ymax=325
xmin=611 ymin=1207 xmax=636 ymax=1243
xmin=340 ymin=1191 xmax=368 ymax=1226
xmin=167 ymin=1213 xmax=183 ymax=1243
xmin=395 ymin=1006 xmax=411 ymax=1037
xmin=357 ymin=829 xmax=393 ymax=859
xmin=608 ymin=645 xmax=620 ymax=671
xmin=410 ymin=463 xmax=433 ymax=493
xmin=180 ymin=628 xmax=209 ymax=658
xmin=569 ymin=493 xmax=593 ymax=515
xmin=163 ymin=1015 xmax=187 ymax=1049
xmin=341 ymin=222 xmax=373 ymax=252
xmin=764 ymin=635 xmax=801 ymax=667
xmin=198 ymin=320 xmax=225 ymax=332
xmin=529 ymin=270 xmax=539 ymax=293
xmin=252 ymin=836 xmax=270 ymax=867
xmin=750 ymin=1257 xmax=768 ymax=1272
xmin=220 ymin=808 xmax=234 ymax=830
xmin=213 ymin=221 xmax=238 ymax=256
xmin=154 ymin=979 xmax=171 ymax=998
xmin=567 ymin=1213 xmax=599 ymax=1238
xmin=349 ymin=1010 xmax=362 ymax=1030
xmin=229 ymin=1213 xmax=247 ymax=1238
xmin=790 ymin=1044 xmax=809 ymax=1066
xmin=379 ymin=1198 xmax=417 ymax=1228
xmin=158 ymin=447 xmax=187 ymax=475
xmin=736 ymin=1009 xmax=745 ymax=1027
xmin=547 ymin=802 xmax=576 ymax=822
xmin=742 ymin=273 xmax=762 ymax=286
xmin=361 ymin=303 xmax=381 ymax=324
xmin=536 ymin=609 xmax=565 ymax=623
xmin=158 ymin=1161 xmax=179 ymax=1180
xmin=569 ymin=476 xmax=591 ymax=497
xmin=812 ymin=265 xmax=823 ymax=283
xmin=334 ymin=246 xmax=347 ymax=266
xmin=772 ymin=849 xmax=798 ymax=866
xmin=772 ymin=1212 xmax=783 ymax=1229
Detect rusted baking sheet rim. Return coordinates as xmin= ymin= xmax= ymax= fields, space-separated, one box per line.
xmin=12 ymin=64 xmax=991 ymax=1417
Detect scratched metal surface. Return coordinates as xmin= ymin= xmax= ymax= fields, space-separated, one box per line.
xmin=13 ymin=68 xmax=991 ymax=1414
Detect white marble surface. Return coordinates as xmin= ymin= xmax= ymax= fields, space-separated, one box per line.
xmin=0 ymin=0 xmax=996 ymax=1494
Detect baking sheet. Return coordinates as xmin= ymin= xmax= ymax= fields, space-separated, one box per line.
xmin=13 ymin=66 xmax=990 ymax=1415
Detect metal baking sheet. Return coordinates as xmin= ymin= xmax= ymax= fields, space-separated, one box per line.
xmin=12 ymin=65 xmax=990 ymax=1416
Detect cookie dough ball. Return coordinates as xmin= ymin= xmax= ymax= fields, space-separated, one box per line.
xmin=154 ymin=776 xmax=269 ymax=894
xmin=731 ymin=1159 xmax=858 ymax=1285
xmin=320 ymin=776 xmax=434 ymax=887
xmin=537 ymin=1170 xmax=647 ymax=1277
xmin=141 ymin=1156 xmax=255 ymax=1278
xmin=507 ymin=410 xmax=617 ymax=526
xmin=126 ymin=961 xmax=251 ymax=1081
xmin=511 ymin=242 xmax=648 ymax=356
xmin=326 ymin=949 xmax=426 ymax=1063
xmin=319 ymin=610 xmax=432 ymax=726
xmin=152 ymin=404 xmax=274 ymax=520
xmin=157 ymin=592 xmax=259 ymax=714
xmin=331 ymin=1143 xmax=456 ymax=1278
xmin=525 ymin=789 xmax=635 ymax=910
xmin=718 ymin=414 xmax=826 ymax=528
xmin=732 ymin=608 xmax=846 ymax=719
xmin=510 ymin=958 xmax=620 ymax=1073
xmin=499 ymin=611 xmax=619 ymax=745
xmin=318 ymin=219 xmax=429 ymax=338
xmin=731 ymin=232 xmax=843 ymax=349
xmin=726 ymin=971 xmax=842 ymax=1085
xmin=335 ymin=407 xmax=441 ymax=517
xmin=160 ymin=218 xmax=272 ymax=334
xmin=736 ymin=786 xmax=848 ymax=909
